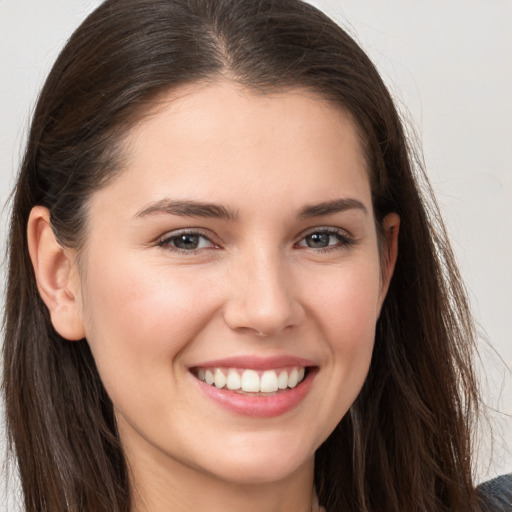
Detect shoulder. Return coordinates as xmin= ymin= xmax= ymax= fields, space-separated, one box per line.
xmin=478 ymin=474 xmax=512 ymax=511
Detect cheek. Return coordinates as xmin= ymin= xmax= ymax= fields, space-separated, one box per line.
xmin=304 ymin=258 xmax=381 ymax=402
xmin=80 ymin=254 xmax=219 ymax=387
xmin=307 ymin=258 xmax=382 ymax=342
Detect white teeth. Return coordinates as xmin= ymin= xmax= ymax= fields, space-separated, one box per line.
xmin=196 ymin=366 xmax=307 ymax=392
xmin=241 ymin=369 xmax=260 ymax=392
xmin=214 ymin=368 xmax=226 ymax=388
xmin=288 ymin=368 xmax=299 ymax=388
xmin=205 ymin=369 xmax=214 ymax=385
xmin=226 ymin=369 xmax=241 ymax=390
xmin=260 ymin=370 xmax=278 ymax=393
xmin=277 ymin=370 xmax=288 ymax=390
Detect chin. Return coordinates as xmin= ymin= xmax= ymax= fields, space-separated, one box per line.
xmin=196 ymin=436 xmax=315 ymax=485
xmin=209 ymin=459 xmax=311 ymax=486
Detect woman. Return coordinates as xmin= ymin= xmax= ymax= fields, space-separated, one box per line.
xmin=2 ymin=0 xmax=509 ymax=511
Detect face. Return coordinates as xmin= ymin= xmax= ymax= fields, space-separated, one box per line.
xmin=71 ymin=82 xmax=397 ymax=490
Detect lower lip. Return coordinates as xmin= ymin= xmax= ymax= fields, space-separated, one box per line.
xmin=194 ymin=369 xmax=317 ymax=418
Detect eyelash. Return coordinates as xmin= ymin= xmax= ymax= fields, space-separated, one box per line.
xmin=296 ymin=228 xmax=354 ymax=253
xmin=157 ymin=228 xmax=353 ymax=254
xmin=157 ymin=229 xmax=217 ymax=255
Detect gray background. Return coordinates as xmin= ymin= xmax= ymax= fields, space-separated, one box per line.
xmin=1 ymin=0 xmax=511 ymax=509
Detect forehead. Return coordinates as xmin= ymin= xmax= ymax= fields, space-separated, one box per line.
xmin=91 ymin=81 xmax=372 ymax=219
xmin=133 ymin=81 xmax=366 ymax=154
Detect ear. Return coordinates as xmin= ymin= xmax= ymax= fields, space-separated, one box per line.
xmin=377 ymin=212 xmax=400 ymax=311
xmin=27 ymin=206 xmax=85 ymax=341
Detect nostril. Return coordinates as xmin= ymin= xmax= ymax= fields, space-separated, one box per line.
xmin=223 ymin=300 xmax=305 ymax=338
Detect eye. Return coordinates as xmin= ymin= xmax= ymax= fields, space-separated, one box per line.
xmin=296 ymin=228 xmax=352 ymax=251
xmin=158 ymin=230 xmax=216 ymax=252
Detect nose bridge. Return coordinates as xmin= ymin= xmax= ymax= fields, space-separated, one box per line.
xmin=223 ymin=241 xmax=303 ymax=336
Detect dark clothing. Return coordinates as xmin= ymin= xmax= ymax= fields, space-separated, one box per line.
xmin=478 ymin=474 xmax=512 ymax=511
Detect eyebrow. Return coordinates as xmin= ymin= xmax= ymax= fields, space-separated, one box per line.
xmin=298 ymin=198 xmax=367 ymax=218
xmin=135 ymin=199 xmax=239 ymax=220
xmin=135 ymin=197 xmax=367 ymax=221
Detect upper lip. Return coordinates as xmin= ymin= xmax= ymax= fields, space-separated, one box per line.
xmin=190 ymin=355 xmax=316 ymax=371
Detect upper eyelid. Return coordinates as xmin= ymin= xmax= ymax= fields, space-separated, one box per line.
xmin=156 ymin=226 xmax=353 ymax=248
xmin=296 ymin=226 xmax=352 ymax=240
xmin=157 ymin=228 xmax=217 ymax=245
xmin=158 ymin=227 xmax=213 ymax=238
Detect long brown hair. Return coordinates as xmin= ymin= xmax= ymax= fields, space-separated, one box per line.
xmin=3 ymin=0 xmax=481 ymax=510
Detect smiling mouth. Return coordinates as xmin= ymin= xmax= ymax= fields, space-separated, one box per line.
xmin=191 ymin=366 xmax=308 ymax=394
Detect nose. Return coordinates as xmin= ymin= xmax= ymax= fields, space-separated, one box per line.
xmin=223 ymin=247 xmax=305 ymax=337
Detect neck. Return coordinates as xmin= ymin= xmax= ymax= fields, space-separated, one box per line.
xmin=128 ymin=448 xmax=316 ymax=512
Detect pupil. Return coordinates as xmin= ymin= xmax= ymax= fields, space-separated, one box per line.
xmin=308 ymin=233 xmax=329 ymax=248
xmin=175 ymin=234 xmax=199 ymax=249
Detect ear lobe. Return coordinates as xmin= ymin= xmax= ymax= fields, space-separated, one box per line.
xmin=27 ymin=206 xmax=85 ymax=341
xmin=378 ymin=212 xmax=400 ymax=311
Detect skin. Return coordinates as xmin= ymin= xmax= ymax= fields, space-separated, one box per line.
xmin=28 ymin=81 xmax=399 ymax=512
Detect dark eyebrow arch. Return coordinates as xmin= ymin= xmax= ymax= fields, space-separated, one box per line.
xmin=298 ymin=198 xmax=367 ymax=218
xmin=135 ymin=199 xmax=239 ymax=221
